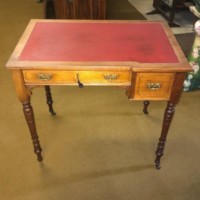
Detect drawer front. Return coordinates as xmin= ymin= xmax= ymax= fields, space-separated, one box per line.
xmin=132 ymin=73 xmax=175 ymax=100
xmin=22 ymin=70 xmax=131 ymax=85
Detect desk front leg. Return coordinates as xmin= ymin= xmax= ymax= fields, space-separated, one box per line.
xmin=155 ymin=73 xmax=186 ymax=169
xmin=155 ymin=101 xmax=175 ymax=169
xmin=12 ymin=70 xmax=42 ymax=161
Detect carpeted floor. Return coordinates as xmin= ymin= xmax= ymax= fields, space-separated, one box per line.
xmin=175 ymin=32 xmax=195 ymax=56
xmin=106 ymin=0 xmax=146 ymax=19
xmin=1 ymin=1 xmax=200 ymax=200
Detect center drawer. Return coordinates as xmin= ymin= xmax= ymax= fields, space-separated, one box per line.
xmin=22 ymin=70 xmax=131 ymax=86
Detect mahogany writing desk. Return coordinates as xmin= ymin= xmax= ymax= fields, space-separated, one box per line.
xmin=6 ymin=20 xmax=192 ymax=169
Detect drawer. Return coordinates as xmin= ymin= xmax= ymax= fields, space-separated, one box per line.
xmin=132 ymin=73 xmax=175 ymax=100
xmin=22 ymin=70 xmax=131 ymax=86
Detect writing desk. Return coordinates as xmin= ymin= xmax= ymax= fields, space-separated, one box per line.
xmin=6 ymin=20 xmax=192 ymax=169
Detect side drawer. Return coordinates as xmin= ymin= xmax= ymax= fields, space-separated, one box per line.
xmin=132 ymin=73 xmax=175 ymax=100
xmin=22 ymin=70 xmax=131 ymax=86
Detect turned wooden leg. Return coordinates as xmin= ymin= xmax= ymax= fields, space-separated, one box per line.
xmin=143 ymin=100 xmax=150 ymax=114
xmin=45 ymin=86 xmax=56 ymax=115
xmin=12 ymin=70 xmax=43 ymax=161
xmin=23 ymin=101 xmax=43 ymax=161
xmin=155 ymin=101 xmax=175 ymax=169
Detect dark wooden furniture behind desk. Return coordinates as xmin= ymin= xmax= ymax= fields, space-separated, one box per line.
xmin=6 ymin=20 xmax=192 ymax=169
xmin=147 ymin=0 xmax=193 ymax=26
xmin=53 ymin=0 xmax=106 ymax=19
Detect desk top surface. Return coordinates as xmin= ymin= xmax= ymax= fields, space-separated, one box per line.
xmin=6 ymin=20 xmax=191 ymax=72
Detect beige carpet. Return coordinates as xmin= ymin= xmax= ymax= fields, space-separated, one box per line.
xmin=1 ymin=1 xmax=200 ymax=200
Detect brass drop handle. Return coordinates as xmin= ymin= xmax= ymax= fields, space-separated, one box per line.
xmin=103 ymin=74 xmax=119 ymax=82
xmin=37 ymin=73 xmax=52 ymax=81
xmin=77 ymin=74 xmax=84 ymax=88
xmin=147 ymin=82 xmax=161 ymax=90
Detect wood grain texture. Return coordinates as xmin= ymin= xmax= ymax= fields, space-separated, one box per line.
xmin=53 ymin=0 xmax=106 ymax=19
xmin=22 ymin=70 xmax=132 ymax=86
xmin=132 ymin=73 xmax=175 ymax=100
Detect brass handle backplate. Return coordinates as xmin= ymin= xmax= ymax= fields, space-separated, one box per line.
xmin=37 ymin=73 xmax=52 ymax=81
xmin=103 ymin=74 xmax=119 ymax=82
xmin=147 ymin=82 xmax=161 ymax=90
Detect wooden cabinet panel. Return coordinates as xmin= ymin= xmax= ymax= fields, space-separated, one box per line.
xmin=53 ymin=0 xmax=106 ymax=19
xmin=53 ymin=0 xmax=74 ymax=19
xmin=131 ymin=73 xmax=175 ymax=100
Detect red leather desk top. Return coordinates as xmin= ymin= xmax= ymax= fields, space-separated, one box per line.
xmin=19 ymin=22 xmax=179 ymax=63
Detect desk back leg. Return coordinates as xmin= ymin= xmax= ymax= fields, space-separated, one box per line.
xmin=143 ymin=100 xmax=150 ymax=114
xmin=45 ymin=86 xmax=56 ymax=115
